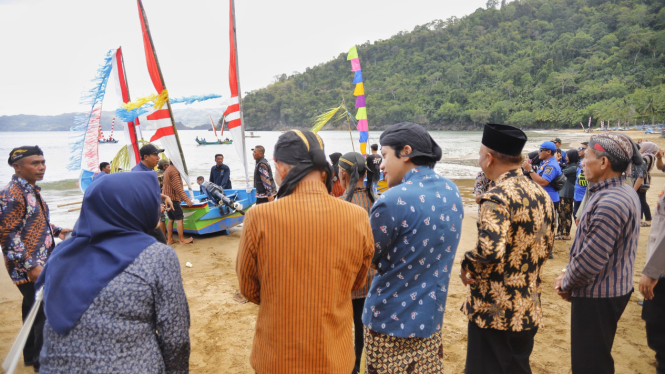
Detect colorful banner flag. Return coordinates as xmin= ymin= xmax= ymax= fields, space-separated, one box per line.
xmin=137 ymin=0 xmax=191 ymax=188
xmin=347 ymin=46 xmax=368 ymax=155
xmin=111 ymin=47 xmax=141 ymax=167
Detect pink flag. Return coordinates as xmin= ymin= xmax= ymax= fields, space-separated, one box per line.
xmin=350 ymin=58 xmax=361 ymax=72
xmin=357 ymin=119 xmax=368 ymax=132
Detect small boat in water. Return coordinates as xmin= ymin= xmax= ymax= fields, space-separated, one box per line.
xmin=99 ymin=139 xmax=119 ymax=143
xmin=196 ymin=137 xmax=232 ymax=145
xmin=246 ymin=131 xmax=260 ymax=138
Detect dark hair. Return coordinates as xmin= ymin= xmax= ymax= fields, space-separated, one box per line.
xmin=488 ymin=149 xmax=523 ymax=165
xmin=99 ymin=162 xmax=110 ymax=170
xmin=591 ymin=149 xmax=629 ymax=173
xmin=215 ymin=154 xmax=224 ymax=159
xmin=254 ymin=146 xmax=265 ymax=154
xmin=197 ymin=176 xmax=204 ymax=180
xmin=371 ymin=144 xmax=378 ymax=151
xmin=390 ymin=145 xmax=437 ymax=168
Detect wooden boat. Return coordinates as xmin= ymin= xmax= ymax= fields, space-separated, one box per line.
xmin=166 ymin=0 xmax=255 ymax=235
xmin=246 ymin=131 xmax=260 ymax=138
xmin=174 ymin=189 xmax=256 ymax=235
xmin=195 ymin=138 xmax=233 ymax=145
xmin=99 ymin=139 xmax=119 ymax=143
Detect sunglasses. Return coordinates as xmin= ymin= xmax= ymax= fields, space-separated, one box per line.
xmin=578 ymin=147 xmax=587 ymax=151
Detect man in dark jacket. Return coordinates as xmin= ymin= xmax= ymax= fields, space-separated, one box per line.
xmin=210 ymin=154 xmax=232 ymax=189
xmin=252 ymin=146 xmax=277 ymax=204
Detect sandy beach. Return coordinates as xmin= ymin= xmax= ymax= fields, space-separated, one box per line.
xmin=1 ymin=129 xmax=663 ymax=373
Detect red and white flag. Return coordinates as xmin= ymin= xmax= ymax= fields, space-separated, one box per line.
xmin=110 ymin=47 xmax=141 ymax=167
xmin=137 ymin=0 xmax=191 ymax=187
xmin=223 ymin=0 xmax=250 ymax=189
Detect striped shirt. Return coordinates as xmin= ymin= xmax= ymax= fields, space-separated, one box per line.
xmin=236 ymin=180 xmax=374 ymax=374
xmin=562 ymin=176 xmax=640 ymax=298
xmin=162 ymin=165 xmax=191 ymax=205
xmin=341 ymin=188 xmax=377 ymax=299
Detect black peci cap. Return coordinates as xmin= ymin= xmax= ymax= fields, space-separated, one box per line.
xmin=482 ymin=123 xmax=527 ymax=156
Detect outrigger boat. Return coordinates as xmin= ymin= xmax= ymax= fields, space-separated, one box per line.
xmin=246 ymin=131 xmax=260 ymax=138
xmin=132 ymin=0 xmax=255 ymax=235
xmin=195 ymin=137 xmax=232 ymax=145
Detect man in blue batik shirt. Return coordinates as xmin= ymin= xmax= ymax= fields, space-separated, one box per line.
xmin=362 ymin=123 xmax=463 ymax=372
xmin=523 ymin=141 xmax=562 ymax=210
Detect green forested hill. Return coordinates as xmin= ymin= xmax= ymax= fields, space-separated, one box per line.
xmin=243 ymin=0 xmax=665 ymax=130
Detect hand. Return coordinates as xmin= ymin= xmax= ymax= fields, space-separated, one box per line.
xmin=657 ymin=150 xmax=664 ymax=160
xmin=575 ymin=218 xmax=580 ymax=226
xmin=186 ymin=200 xmax=193 ymax=208
xmin=521 ymin=160 xmax=532 ymax=171
xmin=554 ymin=272 xmax=572 ymax=302
xmin=639 ymin=274 xmax=659 ymax=300
xmin=160 ymin=204 xmax=166 ymax=214
xmin=27 ymin=265 xmax=43 ymax=283
xmin=58 ymin=228 xmax=72 ymax=240
xmin=267 ymin=196 xmax=275 ymax=202
xmin=163 ymin=196 xmax=174 ymax=211
xmin=459 ymin=268 xmax=477 ymax=286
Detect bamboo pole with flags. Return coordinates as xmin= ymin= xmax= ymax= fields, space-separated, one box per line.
xmin=114 ymin=46 xmax=141 ymax=165
xmin=136 ymin=0 xmax=192 ymax=194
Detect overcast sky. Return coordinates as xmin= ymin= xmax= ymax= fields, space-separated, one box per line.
xmin=0 ymin=0 xmax=493 ymax=116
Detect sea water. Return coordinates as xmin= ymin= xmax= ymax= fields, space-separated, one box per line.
xmin=0 ymin=129 xmax=588 ymax=229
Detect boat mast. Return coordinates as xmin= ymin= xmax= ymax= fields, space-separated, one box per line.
xmin=231 ymin=0 xmax=250 ymax=189
xmin=137 ymin=0 xmax=189 ymax=176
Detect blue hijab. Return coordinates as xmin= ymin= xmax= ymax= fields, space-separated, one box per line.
xmin=36 ymin=172 xmax=161 ymax=335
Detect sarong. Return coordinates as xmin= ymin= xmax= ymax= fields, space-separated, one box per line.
xmin=364 ymin=326 xmax=443 ymax=374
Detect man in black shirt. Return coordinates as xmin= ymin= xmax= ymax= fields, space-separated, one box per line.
xmin=365 ymin=144 xmax=382 ymax=193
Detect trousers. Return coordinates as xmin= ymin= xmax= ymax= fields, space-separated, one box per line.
xmin=570 ymin=292 xmax=632 ymax=374
xmin=643 ymin=280 xmax=665 ymax=374
xmin=352 ymin=298 xmax=365 ymax=373
xmin=17 ymin=282 xmax=45 ymax=368
xmin=465 ymin=321 xmax=538 ymax=374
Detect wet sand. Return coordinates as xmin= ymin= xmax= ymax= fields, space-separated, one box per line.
xmin=0 ymin=130 xmax=661 ymax=373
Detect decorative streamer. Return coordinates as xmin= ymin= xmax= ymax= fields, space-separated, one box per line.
xmin=116 ymin=92 xmax=222 ymax=122
xmin=348 ymin=46 xmax=368 ymax=155
xmin=67 ymin=50 xmax=115 ymax=172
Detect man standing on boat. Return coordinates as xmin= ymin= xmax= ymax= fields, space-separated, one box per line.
xmin=237 ymin=130 xmax=373 ymax=374
xmin=252 ymin=146 xmax=276 ymax=204
xmin=1 ymin=146 xmax=72 ymax=371
xmin=162 ymin=160 xmax=194 ymax=245
xmin=365 ymin=144 xmax=382 ymax=194
xmin=210 ymin=154 xmax=232 ymax=190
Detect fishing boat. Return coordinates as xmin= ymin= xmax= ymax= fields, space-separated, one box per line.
xmin=246 ymin=131 xmax=260 ymax=138
xmin=134 ymin=0 xmax=255 ymax=235
xmin=99 ymin=139 xmax=119 ymax=143
xmin=195 ymin=138 xmax=233 ymax=145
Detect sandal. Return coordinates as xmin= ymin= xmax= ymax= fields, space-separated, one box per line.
xmin=641 ymin=222 xmax=651 ymax=227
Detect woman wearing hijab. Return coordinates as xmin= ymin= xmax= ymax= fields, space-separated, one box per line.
xmin=329 ymin=152 xmax=345 ymax=197
xmin=337 ymin=151 xmax=376 ymax=374
xmin=37 ymin=172 xmax=190 ymax=373
xmin=556 ymin=149 xmax=581 ymax=240
xmin=636 ymin=141 xmax=659 ymax=227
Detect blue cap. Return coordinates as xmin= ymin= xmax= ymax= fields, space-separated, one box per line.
xmin=539 ymin=141 xmax=557 ymax=151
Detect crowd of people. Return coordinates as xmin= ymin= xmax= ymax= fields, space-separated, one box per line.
xmin=0 ymin=122 xmax=664 ymax=374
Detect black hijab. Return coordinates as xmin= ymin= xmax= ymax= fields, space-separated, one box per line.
xmin=567 ymin=148 xmax=580 ymax=165
xmin=338 ymin=151 xmax=376 ymax=203
xmin=274 ymin=130 xmax=332 ymax=198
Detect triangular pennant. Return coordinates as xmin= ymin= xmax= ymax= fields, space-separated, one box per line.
xmin=355 ymin=107 xmax=367 ymax=120
xmin=353 ymin=82 xmax=365 ymax=96
xmin=352 ymin=71 xmax=363 ymax=84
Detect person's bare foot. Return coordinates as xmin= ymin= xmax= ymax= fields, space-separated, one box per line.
xmin=167 ymin=238 xmax=176 ymax=245
xmin=180 ymin=237 xmax=194 ymax=245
